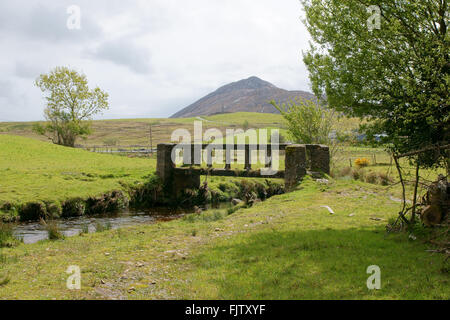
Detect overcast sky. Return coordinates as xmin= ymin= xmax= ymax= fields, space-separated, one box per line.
xmin=0 ymin=0 xmax=312 ymax=121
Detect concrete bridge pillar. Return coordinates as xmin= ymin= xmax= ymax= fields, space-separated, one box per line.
xmin=306 ymin=144 xmax=330 ymax=174
xmin=285 ymin=145 xmax=307 ymax=191
xmin=156 ymin=144 xmax=176 ymax=185
xmin=157 ymin=144 xmax=200 ymax=198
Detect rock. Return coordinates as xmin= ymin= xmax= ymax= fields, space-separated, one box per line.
xmin=316 ymin=179 xmax=329 ymax=184
xmin=348 ymin=214 xmax=355 ymax=217
xmin=231 ymin=199 xmax=243 ymax=206
xmin=193 ymin=206 xmax=202 ymax=214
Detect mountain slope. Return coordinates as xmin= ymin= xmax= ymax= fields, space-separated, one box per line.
xmin=171 ymin=76 xmax=315 ymax=118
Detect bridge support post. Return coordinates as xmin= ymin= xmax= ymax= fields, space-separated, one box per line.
xmin=306 ymin=145 xmax=330 ymax=175
xmin=157 ymin=143 xmax=176 ymax=193
xmin=157 ymin=144 xmax=201 ymax=199
xmin=285 ymin=145 xmax=307 ymax=191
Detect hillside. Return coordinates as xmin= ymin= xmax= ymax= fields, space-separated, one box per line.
xmin=171 ymin=76 xmax=316 ymax=118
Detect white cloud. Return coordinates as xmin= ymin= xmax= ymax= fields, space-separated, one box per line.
xmin=0 ymin=0 xmax=312 ymax=121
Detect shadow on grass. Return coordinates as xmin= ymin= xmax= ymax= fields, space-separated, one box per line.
xmin=187 ymin=228 xmax=448 ymax=300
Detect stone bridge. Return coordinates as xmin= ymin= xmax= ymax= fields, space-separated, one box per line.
xmin=156 ymin=143 xmax=330 ymax=197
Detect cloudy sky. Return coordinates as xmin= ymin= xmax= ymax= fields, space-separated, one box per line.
xmin=0 ymin=0 xmax=312 ymax=121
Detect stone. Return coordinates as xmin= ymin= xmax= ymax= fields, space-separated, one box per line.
xmin=231 ymin=198 xmax=243 ymax=206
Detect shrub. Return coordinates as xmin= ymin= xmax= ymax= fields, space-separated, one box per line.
xmin=351 ymin=168 xmax=366 ymax=181
xmin=0 ymin=223 xmax=17 ymax=248
xmin=378 ymin=172 xmax=393 ymax=186
xmin=62 ymin=198 xmax=86 ymax=217
xmin=86 ymin=190 xmax=129 ymax=215
xmin=45 ymin=221 xmax=64 ymax=240
xmin=227 ymin=205 xmax=244 ymax=215
xmin=20 ymin=201 xmax=48 ymax=221
xmin=128 ymin=175 xmax=163 ymax=208
xmin=80 ymin=223 xmax=90 ymax=235
xmin=242 ymin=120 xmax=249 ymax=131
xmin=45 ymin=201 xmax=62 ymax=219
xmin=0 ymin=202 xmax=19 ymax=222
xmin=365 ymin=172 xmax=379 ymax=184
xmin=355 ymin=158 xmax=370 ymax=167
xmin=95 ymin=221 xmax=112 ymax=233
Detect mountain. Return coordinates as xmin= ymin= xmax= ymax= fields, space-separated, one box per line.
xmin=170 ymin=76 xmax=316 ymax=118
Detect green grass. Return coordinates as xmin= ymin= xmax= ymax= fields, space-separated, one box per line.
xmin=0 ymin=177 xmax=447 ymax=299
xmin=0 ymin=135 xmax=155 ymax=219
xmin=0 ymin=113 xmax=447 ymax=299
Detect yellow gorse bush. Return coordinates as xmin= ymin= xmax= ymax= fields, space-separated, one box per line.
xmin=355 ymin=158 xmax=370 ymax=167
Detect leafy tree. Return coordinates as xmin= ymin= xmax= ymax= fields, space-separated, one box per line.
xmin=301 ymin=0 xmax=449 ymax=170
xmin=242 ymin=120 xmax=250 ymax=131
xmin=271 ymin=99 xmax=341 ymax=164
xmin=34 ymin=67 xmax=109 ymax=147
xmin=270 ymin=98 xmax=335 ymax=145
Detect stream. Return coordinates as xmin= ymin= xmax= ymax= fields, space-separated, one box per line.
xmin=13 ymin=204 xmax=229 ymax=244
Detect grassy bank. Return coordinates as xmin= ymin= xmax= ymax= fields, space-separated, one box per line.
xmin=0 ymin=135 xmax=156 ymax=221
xmin=0 ymin=177 xmax=447 ymax=299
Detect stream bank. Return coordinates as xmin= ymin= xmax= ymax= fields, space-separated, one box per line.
xmin=0 ymin=175 xmax=285 ymax=223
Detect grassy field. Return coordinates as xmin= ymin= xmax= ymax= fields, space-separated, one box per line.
xmin=0 ymin=177 xmax=447 ymax=299
xmin=0 ymin=135 xmax=155 ymax=219
xmin=0 ymin=112 xmax=362 ymax=147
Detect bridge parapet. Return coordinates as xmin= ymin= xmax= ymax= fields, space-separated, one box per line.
xmin=156 ymin=143 xmax=329 ymax=196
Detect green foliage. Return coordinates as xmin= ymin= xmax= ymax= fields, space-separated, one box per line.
xmin=45 ymin=221 xmax=64 ymax=240
xmin=302 ymin=0 xmax=449 ymax=168
xmin=95 ymin=221 xmax=112 ymax=233
xmin=270 ymin=99 xmax=334 ymax=145
xmin=80 ymin=223 xmax=90 ymax=235
xmin=0 ymin=223 xmax=17 ymax=248
xmin=242 ymin=120 xmax=249 ymax=131
xmin=34 ymin=66 xmax=109 ymax=147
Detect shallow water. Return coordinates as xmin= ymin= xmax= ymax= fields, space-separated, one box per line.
xmin=12 ymin=203 xmax=232 ymax=244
